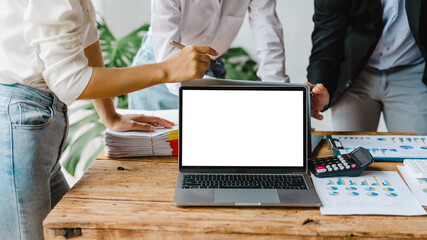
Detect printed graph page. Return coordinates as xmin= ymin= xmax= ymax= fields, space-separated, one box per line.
xmin=312 ymin=171 xmax=426 ymax=215
xmin=332 ymin=135 xmax=427 ymax=158
xmin=181 ymin=90 xmax=304 ymax=167
xmin=398 ymin=166 xmax=427 ymax=206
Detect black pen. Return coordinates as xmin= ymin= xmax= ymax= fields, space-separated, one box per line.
xmin=169 ymin=40 xmax=220 ymax=65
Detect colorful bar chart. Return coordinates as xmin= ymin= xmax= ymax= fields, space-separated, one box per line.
xmin=372 ymin=176 xmax=380 ymax=186
xmin=325 ymin=176 xmax=393 ymax=187
xmin=382 ymin=180 xmax=391 ymax=186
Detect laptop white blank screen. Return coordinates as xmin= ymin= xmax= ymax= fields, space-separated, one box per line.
xmin=181 ymin=89 xmax=305 ymax=167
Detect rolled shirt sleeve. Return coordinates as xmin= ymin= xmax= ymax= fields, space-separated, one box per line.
xmin=248 ymin=0 xmax=289 ymax=83
xmin=23 ymin=0 xmax=98 ymax=105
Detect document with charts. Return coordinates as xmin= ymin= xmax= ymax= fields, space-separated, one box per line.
xmin=398 ymin=166 xmax=427 ymax=206
xmin=327 ymin=135 xmax=427 ymax=161
xmin=312 ymin=171 xmax=426 ymax=215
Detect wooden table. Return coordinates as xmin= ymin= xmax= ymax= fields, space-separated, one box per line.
xmin=44 ymin=132 xmax=427 ymax=239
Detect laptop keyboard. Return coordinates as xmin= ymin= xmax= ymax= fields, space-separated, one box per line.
xmin=182 ymin=174 xmax=308 ymax=189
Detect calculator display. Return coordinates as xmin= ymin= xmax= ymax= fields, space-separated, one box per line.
xmin=353 ymin=150 xmax=369 ymax=165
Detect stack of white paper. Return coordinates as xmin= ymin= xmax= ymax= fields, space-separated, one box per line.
xmin=103 ymin=109 xmax=179 ymax=158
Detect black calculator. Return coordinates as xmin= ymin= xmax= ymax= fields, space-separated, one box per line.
xmin=308 ymin=147 xmax=374 ymax=178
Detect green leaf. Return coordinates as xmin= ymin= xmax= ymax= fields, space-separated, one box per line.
xmin=222 ymin=47 xmax=260 ymax=81
xmin=63 ymin=123 xmax=106 ymax=176
xmin=98 ymin=16 xmax=149 ymax=68
xmin=84 ymin=143 xmax=104 ymax=172
xmin=64 ymin=111 xmax=100 ymax=149
xmin=68 ymin=101 xmax=94 ymax=115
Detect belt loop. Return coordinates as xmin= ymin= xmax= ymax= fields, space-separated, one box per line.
xmin=51 ymin=93 xmax=57 ymax=117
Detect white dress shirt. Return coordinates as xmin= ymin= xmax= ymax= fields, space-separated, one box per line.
xmin=368 ymin=0 xmax=424 ymax=70
xmin=0 ymin=0 xmax=99 ymax=105
xmin=150 ymin=0 xmax=289 ymax=94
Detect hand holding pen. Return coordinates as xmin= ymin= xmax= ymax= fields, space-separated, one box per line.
xmin=170 ymin=40 xmax=220 ymax=65
xmin=161 ymin=42 xmax=218 ymax=82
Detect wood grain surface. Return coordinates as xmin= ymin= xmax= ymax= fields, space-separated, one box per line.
xmin=44 ymin=132 xmax=427 ymax=239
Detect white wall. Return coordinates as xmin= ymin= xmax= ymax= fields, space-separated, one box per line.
xmin=91 ymin=0 xmax=387 ymax=132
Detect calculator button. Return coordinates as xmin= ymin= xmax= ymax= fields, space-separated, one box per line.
xmin=317 ymin=169 xmax=327 ymax=173
xmin=315 ymin=166 xmax=325 ymax=170
xmin=338 ymin=156 xmax=344 ymax=160
xmin=345 ymin=165 xmax=350 ymax=169
xmin=332 ymin=164 xmax=337 ymax=167
xmin=326 ymin=165 xmax=331 ymax=168
xmin=339 ymin=166 xmax=344 ymax=170
xmin=351 ymin=164 xmax=357 ymax=168
xmin=333 ymin=167 xmax=338 ymax=171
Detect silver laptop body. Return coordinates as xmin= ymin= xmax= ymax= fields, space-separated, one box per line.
xmin=173 ymin=79 xmax=321 ymax=207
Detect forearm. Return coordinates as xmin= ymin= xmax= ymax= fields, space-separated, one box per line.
xmin=80 ymin=39 xmax=167 ymax=100
xmin=78 ymin=64 xmax=167 ymax=99
xmin=83 ymin=40 xmax=120 ymax=127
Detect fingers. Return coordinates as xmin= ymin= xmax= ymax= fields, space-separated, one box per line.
xmin=135 ymin=115 xmax=175 ymax=128
xmin=312 ymin=83 xmax=326 ymax=95
xmin=311 ymin=110 xmax=324 ymax=120
xmin=197 ymin=54 xmax=212 ymax=64
xmin=131 ymin=122 xmax=156 ymax=132
xmin=304 ymin=82 xmax=315 ymax=89
xmin=197 ymin=61 xmax=210 ymax=72
xmin=191 ymin=45 xmax=218 ymax=56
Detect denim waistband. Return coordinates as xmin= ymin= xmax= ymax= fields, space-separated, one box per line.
xmin=0 ymin=84 xmax=67 ymax=112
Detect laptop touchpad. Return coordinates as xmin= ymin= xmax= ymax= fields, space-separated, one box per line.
xmin=214 ymin=189 xmax=280 ymax=203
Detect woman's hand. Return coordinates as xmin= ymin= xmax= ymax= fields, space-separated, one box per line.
xmin=305 ymin=82 xmax=329 ymax=120
xmin=105 ymin=113 xmax=175 ymax=132
xmin=162 ymin=45 xmax=218 ymax=83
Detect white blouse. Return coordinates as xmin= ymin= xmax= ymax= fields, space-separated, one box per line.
xmin=0 ymin=0 xmax=99 ymax=105
xmin=150 ymin=0 xmax=289 ymax=94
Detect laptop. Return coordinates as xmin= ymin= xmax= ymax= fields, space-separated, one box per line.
xmin=173 ymin=79 xmax=321 ymax=207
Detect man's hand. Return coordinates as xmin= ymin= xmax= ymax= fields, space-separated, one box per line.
xmin=305 ymin=82 xmax=329 ymax=120
xmin=106 ymin=113 xmax=175 ymax=132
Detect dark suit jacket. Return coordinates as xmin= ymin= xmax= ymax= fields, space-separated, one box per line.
xmin=307 ymin=0 xmax=427 ymax=109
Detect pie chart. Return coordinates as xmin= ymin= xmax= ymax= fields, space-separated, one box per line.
xmin=421 ymin=146 xmax=427 ymax=150
xmin=366 ymin=192 xmax=379 ymax=197
xmin=365 ymin=187 xmax=376 ymax=191
xmin=386 ymin=193 xmax=398 ymax=197
xmin=327 ymin=186 xmax=338 ymax=191
xmin=328 ymin=192 xmax=340 ymax=196
xmin=400 ymin=145 xmax=414 ymax=150
xmin=383 ymin=187 xmax=395 ymax=192
xmin=377 ymin=138 xmax=387 ymax=141
xmin=348 ymin=192 xmax=360 ymax=196
xmin=346 ymin=187 xmax=357 ymax=191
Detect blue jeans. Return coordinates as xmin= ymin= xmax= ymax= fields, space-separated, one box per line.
xmin=129 ymin=35 xmax=227 ymax=110
xmin=0 ymin=84 xmax=70 ymax=240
